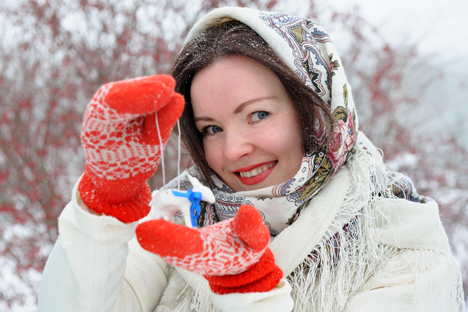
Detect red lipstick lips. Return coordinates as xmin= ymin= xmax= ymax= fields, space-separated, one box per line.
xmin=233 ymin=161 xmax=277 ymax=185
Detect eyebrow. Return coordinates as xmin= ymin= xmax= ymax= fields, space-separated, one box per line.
xmin=194 ymin=116 xmax=214 ymax=122
xmin=233 ymin=96 xmax=276 ymax=114
xmin=194 ymin=96 xmax=276 ymax=122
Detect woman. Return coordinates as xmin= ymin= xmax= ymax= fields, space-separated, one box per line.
xmin=38 ymin=7 xmax=464 ymax=312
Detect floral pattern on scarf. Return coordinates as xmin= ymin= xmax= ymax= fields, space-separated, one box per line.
xmin=172 ymin=9 xmax=360 ymax=236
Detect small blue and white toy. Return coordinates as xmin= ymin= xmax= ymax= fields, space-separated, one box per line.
xmin=150 ymin=174 xmax=216 ymax=228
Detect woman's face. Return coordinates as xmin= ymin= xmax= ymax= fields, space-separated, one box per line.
xmin=191 ymin=55 xmax=303 ymax=192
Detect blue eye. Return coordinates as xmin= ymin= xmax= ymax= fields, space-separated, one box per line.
xmin=251 ymin=111 xmax=269 ymax=122
xmin=203 ymin=125 xmax=223 ymax=136
xmin=211 ymin=126 xmax=222 ymax=133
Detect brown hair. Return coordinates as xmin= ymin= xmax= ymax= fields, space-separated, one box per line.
xmin=171 ymin=21 xmax=332 ymax=185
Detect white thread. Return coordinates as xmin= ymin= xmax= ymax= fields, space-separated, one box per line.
xmin=155 ymin=111 xmax=166 ymax=185
xmin=177 ymin=120 xmax=181 ymax=190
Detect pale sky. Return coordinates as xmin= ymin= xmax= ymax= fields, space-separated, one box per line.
xmin=324 ymin=0 xmax=468 ymax=144
xmin=328 ymin=0 xmax=468 ymax=62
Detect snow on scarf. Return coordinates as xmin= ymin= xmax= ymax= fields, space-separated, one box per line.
xmin=158 ymin=8 xmax=464 ymax=312
xmin=162 ymin=7 xmax=426 ymax=235
xmin=170 ymin=8 xmax=358 ymax=236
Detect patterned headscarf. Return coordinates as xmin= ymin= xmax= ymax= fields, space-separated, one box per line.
xmin=169 ymin=7 xmax=358 ymax=235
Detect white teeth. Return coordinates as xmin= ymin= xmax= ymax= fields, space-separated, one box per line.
xmin=239 ymin=163 xmax=274 ymax=178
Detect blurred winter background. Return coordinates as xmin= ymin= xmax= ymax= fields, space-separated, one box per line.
xmin=0 ymin=0 xmax=466 ymax=310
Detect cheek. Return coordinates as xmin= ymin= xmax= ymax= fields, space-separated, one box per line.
xmin=281 ymin=124 xmax=304 ymax=177
xmin=258 ymin=123 xmax=302 ymax=160
xmin=283 ymin=133 xmax=303 ymax=163
xmin=271 ymin=116 xmax=302 ymax=157
xmin=203 ymin=140 xmax=223 ymax=173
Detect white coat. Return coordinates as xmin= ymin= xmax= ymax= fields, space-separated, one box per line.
xmin=38 ymin=134 xmax=464 ymax=311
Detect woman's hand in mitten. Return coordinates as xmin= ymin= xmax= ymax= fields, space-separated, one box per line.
xmin=136 ymin=205 xmax=283 ymax=294
xmin=78 ymin=75 xmax=184 ymax=223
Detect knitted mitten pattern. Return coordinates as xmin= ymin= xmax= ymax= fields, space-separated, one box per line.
xmin=136 ymin=205 xmax=283 ymax=294
xmin=205 ymin=248 xmax=283 ymax=294
xmin=79 ymin=75 xmax=184 ymax=223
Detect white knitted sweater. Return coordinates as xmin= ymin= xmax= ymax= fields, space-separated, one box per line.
xmin=38 ymin=134 xmax=464 ymax=311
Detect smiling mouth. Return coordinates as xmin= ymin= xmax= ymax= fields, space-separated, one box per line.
xmin=238 ymin=162 xmax=276 ymax=178
xmin=233 ymin=161 xmax=277 ymax=186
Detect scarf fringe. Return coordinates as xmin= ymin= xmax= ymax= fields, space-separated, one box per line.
xmin=286 ymin=134 xmax=398 ymax=311
xmin=169 ymin=134 xmax=465 ymax=311
xmin=287 ymin=134 xmax=465 ymax=312
xmin=173 ymin=276 xmax=220 ymax=312
xmin=392 ymin=249 xmax=465 ymax=311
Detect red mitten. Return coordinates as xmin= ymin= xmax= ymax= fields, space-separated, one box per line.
xmin=79 ymin=75 xmax=184 ymax=223
xmin=136 ymin=205 xmax=283 ymax=294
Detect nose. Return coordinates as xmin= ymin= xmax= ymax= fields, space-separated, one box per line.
xmin=223 ymin=128 xmax=254 ymax=161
